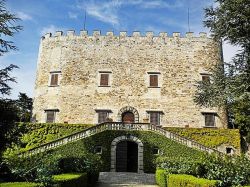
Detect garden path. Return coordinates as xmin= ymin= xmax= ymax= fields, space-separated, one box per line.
xmin=95 ymin=172 xmax=159 ymax=187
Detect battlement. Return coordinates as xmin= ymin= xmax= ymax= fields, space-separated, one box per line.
xmin=43 ymin=30 xmax=208 ymax=40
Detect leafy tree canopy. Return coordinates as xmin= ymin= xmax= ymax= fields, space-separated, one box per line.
xmin=194 ymin=0 xmax=250 ymax=135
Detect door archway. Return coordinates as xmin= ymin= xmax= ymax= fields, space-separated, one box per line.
xmin=110 ymin=135 xmax=143 ymax=173
xmin=118 ymin=106 xmax=139 ymax=123
xmin=116 ymin=141 xmax=138 ymax=172
xmin=122 ymin=111 xmax=135 ymax=123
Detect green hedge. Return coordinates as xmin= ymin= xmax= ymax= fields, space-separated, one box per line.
xmin=167 ymin=174 xmax=219 ymax=187
xmin=17 ymin=123 xmax=93 ymax=150
xmin=53 ymin=173 xmax=88 ymax=187
xmin=155 ymin=169 xmax=168 ymax=187
xmin=165 ymin=127 xmax=241 ymax=149
xmin=49 ymin=130 xmax=205 ymax=173
xmin=0 ymin=182 xmax=39 ymax=187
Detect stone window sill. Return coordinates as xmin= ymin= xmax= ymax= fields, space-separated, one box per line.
xmin=148 ymin=86 xmax=161 ymax=88
xmin=48 ymin=85 xmax=59 ymax=87
xmin=98 ymin=85 xmax=111 ymax=87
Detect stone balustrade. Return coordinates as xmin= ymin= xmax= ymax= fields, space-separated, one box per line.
xmin=21 ymin=122 xmax=224 ymax=157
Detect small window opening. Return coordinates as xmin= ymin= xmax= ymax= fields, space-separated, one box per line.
xmin=153 ymin=147 xmax=160 ymax=155
xmin=94 ymin=146 xmax=102 ymax=154
xmin=226 ymin=147 xmax=233 ymax=154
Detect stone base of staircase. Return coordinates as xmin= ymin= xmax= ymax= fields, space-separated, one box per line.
xmin=95 ymin=172 xmax=158 ymax=187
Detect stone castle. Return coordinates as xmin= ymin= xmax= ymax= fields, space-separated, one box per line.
xmin=32 ymin=30 xmax=227 ymax=128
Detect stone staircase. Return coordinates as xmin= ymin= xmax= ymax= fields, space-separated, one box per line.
xmin=95 ymin=172 xmax=158 ymax=187
xmin=22 ymin=122 xmax=224 ymax=157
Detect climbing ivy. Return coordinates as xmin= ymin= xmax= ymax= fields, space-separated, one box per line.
xmin=164 ymin=127 xmax=241 ymax=149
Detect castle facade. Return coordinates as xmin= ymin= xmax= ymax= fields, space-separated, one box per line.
xmin=32 ymin=30 xmax=227 ymax=128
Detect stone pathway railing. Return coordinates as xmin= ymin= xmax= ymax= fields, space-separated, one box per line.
xmin=22 ymin=122 xmax=224 ymax=157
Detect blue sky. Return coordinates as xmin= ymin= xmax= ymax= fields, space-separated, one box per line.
xmin=0 ymin=0 xmax=238 ymax=99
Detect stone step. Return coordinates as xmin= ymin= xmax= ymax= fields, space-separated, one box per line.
xmin=95 ymin=172 xmax=158 ymax=187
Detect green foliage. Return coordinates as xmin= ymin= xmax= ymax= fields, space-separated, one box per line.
xmin=16 ymin=93 xmax=32 ymax=122
xmin=0 ymin=182 xmax=39 ymax=187
xmin=48 ymin=130 xmax=204 ymax=173
xmin=53 ymin=173 xmax=88 ymax=187
xmin=10 ymin=123 xmax=93 ymax=151
xmin=4 ymin=152 xmax=62 ymax=186
xmin=155 ymin=169 xmax=168 ymax=187
xmin=195 ymin=0 xmax=250 ymax=137
xmin=165 ymin=127 xmax=241 ymax=149
xmin=167 ymin=174 xmax=219 ymax=187
xmin=157 ymin=155 xmax=250 ymax=187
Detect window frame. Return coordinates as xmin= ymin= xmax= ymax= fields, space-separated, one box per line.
xmin=200 ymin=73 xmax=211 ymax=84
xmin=148 ymin=72 xmax=161 ymax=88
xmin=49 ymin=71 xmax=61 ymax=87
xmin=95 ymin=109 xmax=112 ymax=124
xmin=98 ymin=71 xmax=112 ymax=87
xmin=45 ymin=109 xmax=59 ymax=123
xmin=146 ymin=110 xmax=163 ymax=126
xmin=202 ymin=112 xmax=216 ymax=127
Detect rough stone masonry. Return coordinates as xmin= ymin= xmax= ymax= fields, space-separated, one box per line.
xmin=32 ymin=30 xmax=227 ymax=128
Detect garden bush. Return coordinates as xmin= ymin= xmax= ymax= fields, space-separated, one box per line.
xmin=0 ymin=182 xmax=39 ymax=187
xmin=167 ymin=174 xmax=219 ymax=187
xmin=165 ymin=127 xmax=241 ymax=149
xmin=157 ymin=155 xmax=250 ymax=187
xmin=53 ymin=173 xmax=87 ymax=187
xmin=155 ymin=169 xmax=168 ymax=187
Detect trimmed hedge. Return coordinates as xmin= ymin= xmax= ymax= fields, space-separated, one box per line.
xmin=17 ymin=123 xmax=93 ymax=150
xmin=165 ymin=127 xmax=241 ymax=149
xmin=167 ymin=174 xmax=219 ymax=187
xmin=0 ymin=182 xmax=39 ymax=187
xmin=155 ymin=169 xmax=168 ymax=187
xmin=53 ymin=173 xmax=88 ymax=187
xmin=49 ymin=130 xmax=205 ymax=173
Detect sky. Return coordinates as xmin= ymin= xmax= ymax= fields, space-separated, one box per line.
xmin=0 ymin=0 xmax=239 ymax=99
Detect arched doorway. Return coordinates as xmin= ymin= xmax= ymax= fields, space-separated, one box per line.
xmin=116 ymin=141 xmax=138 ymax=172
xmin=110 ymin=135 xmax=143 ymax=173
xmin=118 ymin=106 xmax=139 ymax=123
xmin=122 ymin=111 xmax=135 ymax=123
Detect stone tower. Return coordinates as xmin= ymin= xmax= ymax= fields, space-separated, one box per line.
xmin=32 ymin=30 xmax=227 ymax=128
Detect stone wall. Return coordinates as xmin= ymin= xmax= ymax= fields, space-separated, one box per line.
xmin=32 ymin=30 xmax=227 ymax=128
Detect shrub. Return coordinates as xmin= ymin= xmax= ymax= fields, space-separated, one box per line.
xmin=155 ymin=169 xmax=168 ymax=187
xmin=53 ymin=173 xmax=87 ymax=187
xmin=167 ymin=174 xmax=219 ymax=187
xmin=0 ymin=182 xmax=39 ymax=187
xmin=165 ymin=127 xmax=241 ymax=150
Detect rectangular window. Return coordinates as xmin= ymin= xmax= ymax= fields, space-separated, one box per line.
xmin=100 ymin=74 xmax=109 ymax=86
xmin=96 ymin=109 xmax=112 ymax=124
xmin=45 ymin=109 xmax=59 ymax=123
xmin=203 ymin=113 xmax=216 ymax=127
xmin=50 ymin=71 xmax=61 ymax=86
xmin=201 ymin=73 xmax=210 ymax=83
xmin=147 ymin=111 xmax=162 ymax=126
xmin=149 ymin=74 xmax=158 ymax=87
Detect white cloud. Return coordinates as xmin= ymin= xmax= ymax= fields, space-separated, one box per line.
xmin=40 ymin=25 xmax=65 ymax=36
xmin=140 ymin=0 xmax=183 ymax=9
xmin=78 ymin=1 xmax=120 ymax=26
xmin=16 ymin=11 xmax=32 ymax=21
xmin=68 ymin=12 xmax=78 ymax=19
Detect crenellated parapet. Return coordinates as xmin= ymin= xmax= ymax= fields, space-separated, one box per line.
xmin=43 ymin=30 xmax=209 ymax=41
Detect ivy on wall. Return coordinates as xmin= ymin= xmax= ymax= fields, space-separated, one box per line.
xmin=17 ymin=123 xmax=92 ymax=150
xmin=49 ymin=130 xmax=205 ymax=173
xmin=164 ymin=127 xmax=241 ymax=149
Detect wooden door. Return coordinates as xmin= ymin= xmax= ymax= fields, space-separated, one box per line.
xmin=122 ymin=112 xmax=135 ymax=123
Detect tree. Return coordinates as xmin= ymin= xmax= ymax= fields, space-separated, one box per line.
xmin=0 ymin=0 xmax=22 ymax=159
xmin=16 ymin=92 xmax=32 ymax=122
xmin=194 ymin=0 xmax=250 ymax=136
xmin=0 ymin=0 xmax=22 ymax=97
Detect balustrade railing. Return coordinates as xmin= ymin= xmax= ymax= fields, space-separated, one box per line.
xmin=21 ymin=122 xmax=224 ymax=157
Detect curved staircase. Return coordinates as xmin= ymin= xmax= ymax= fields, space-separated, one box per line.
xmin=21 ymin=122 xmax=224 ymax=157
